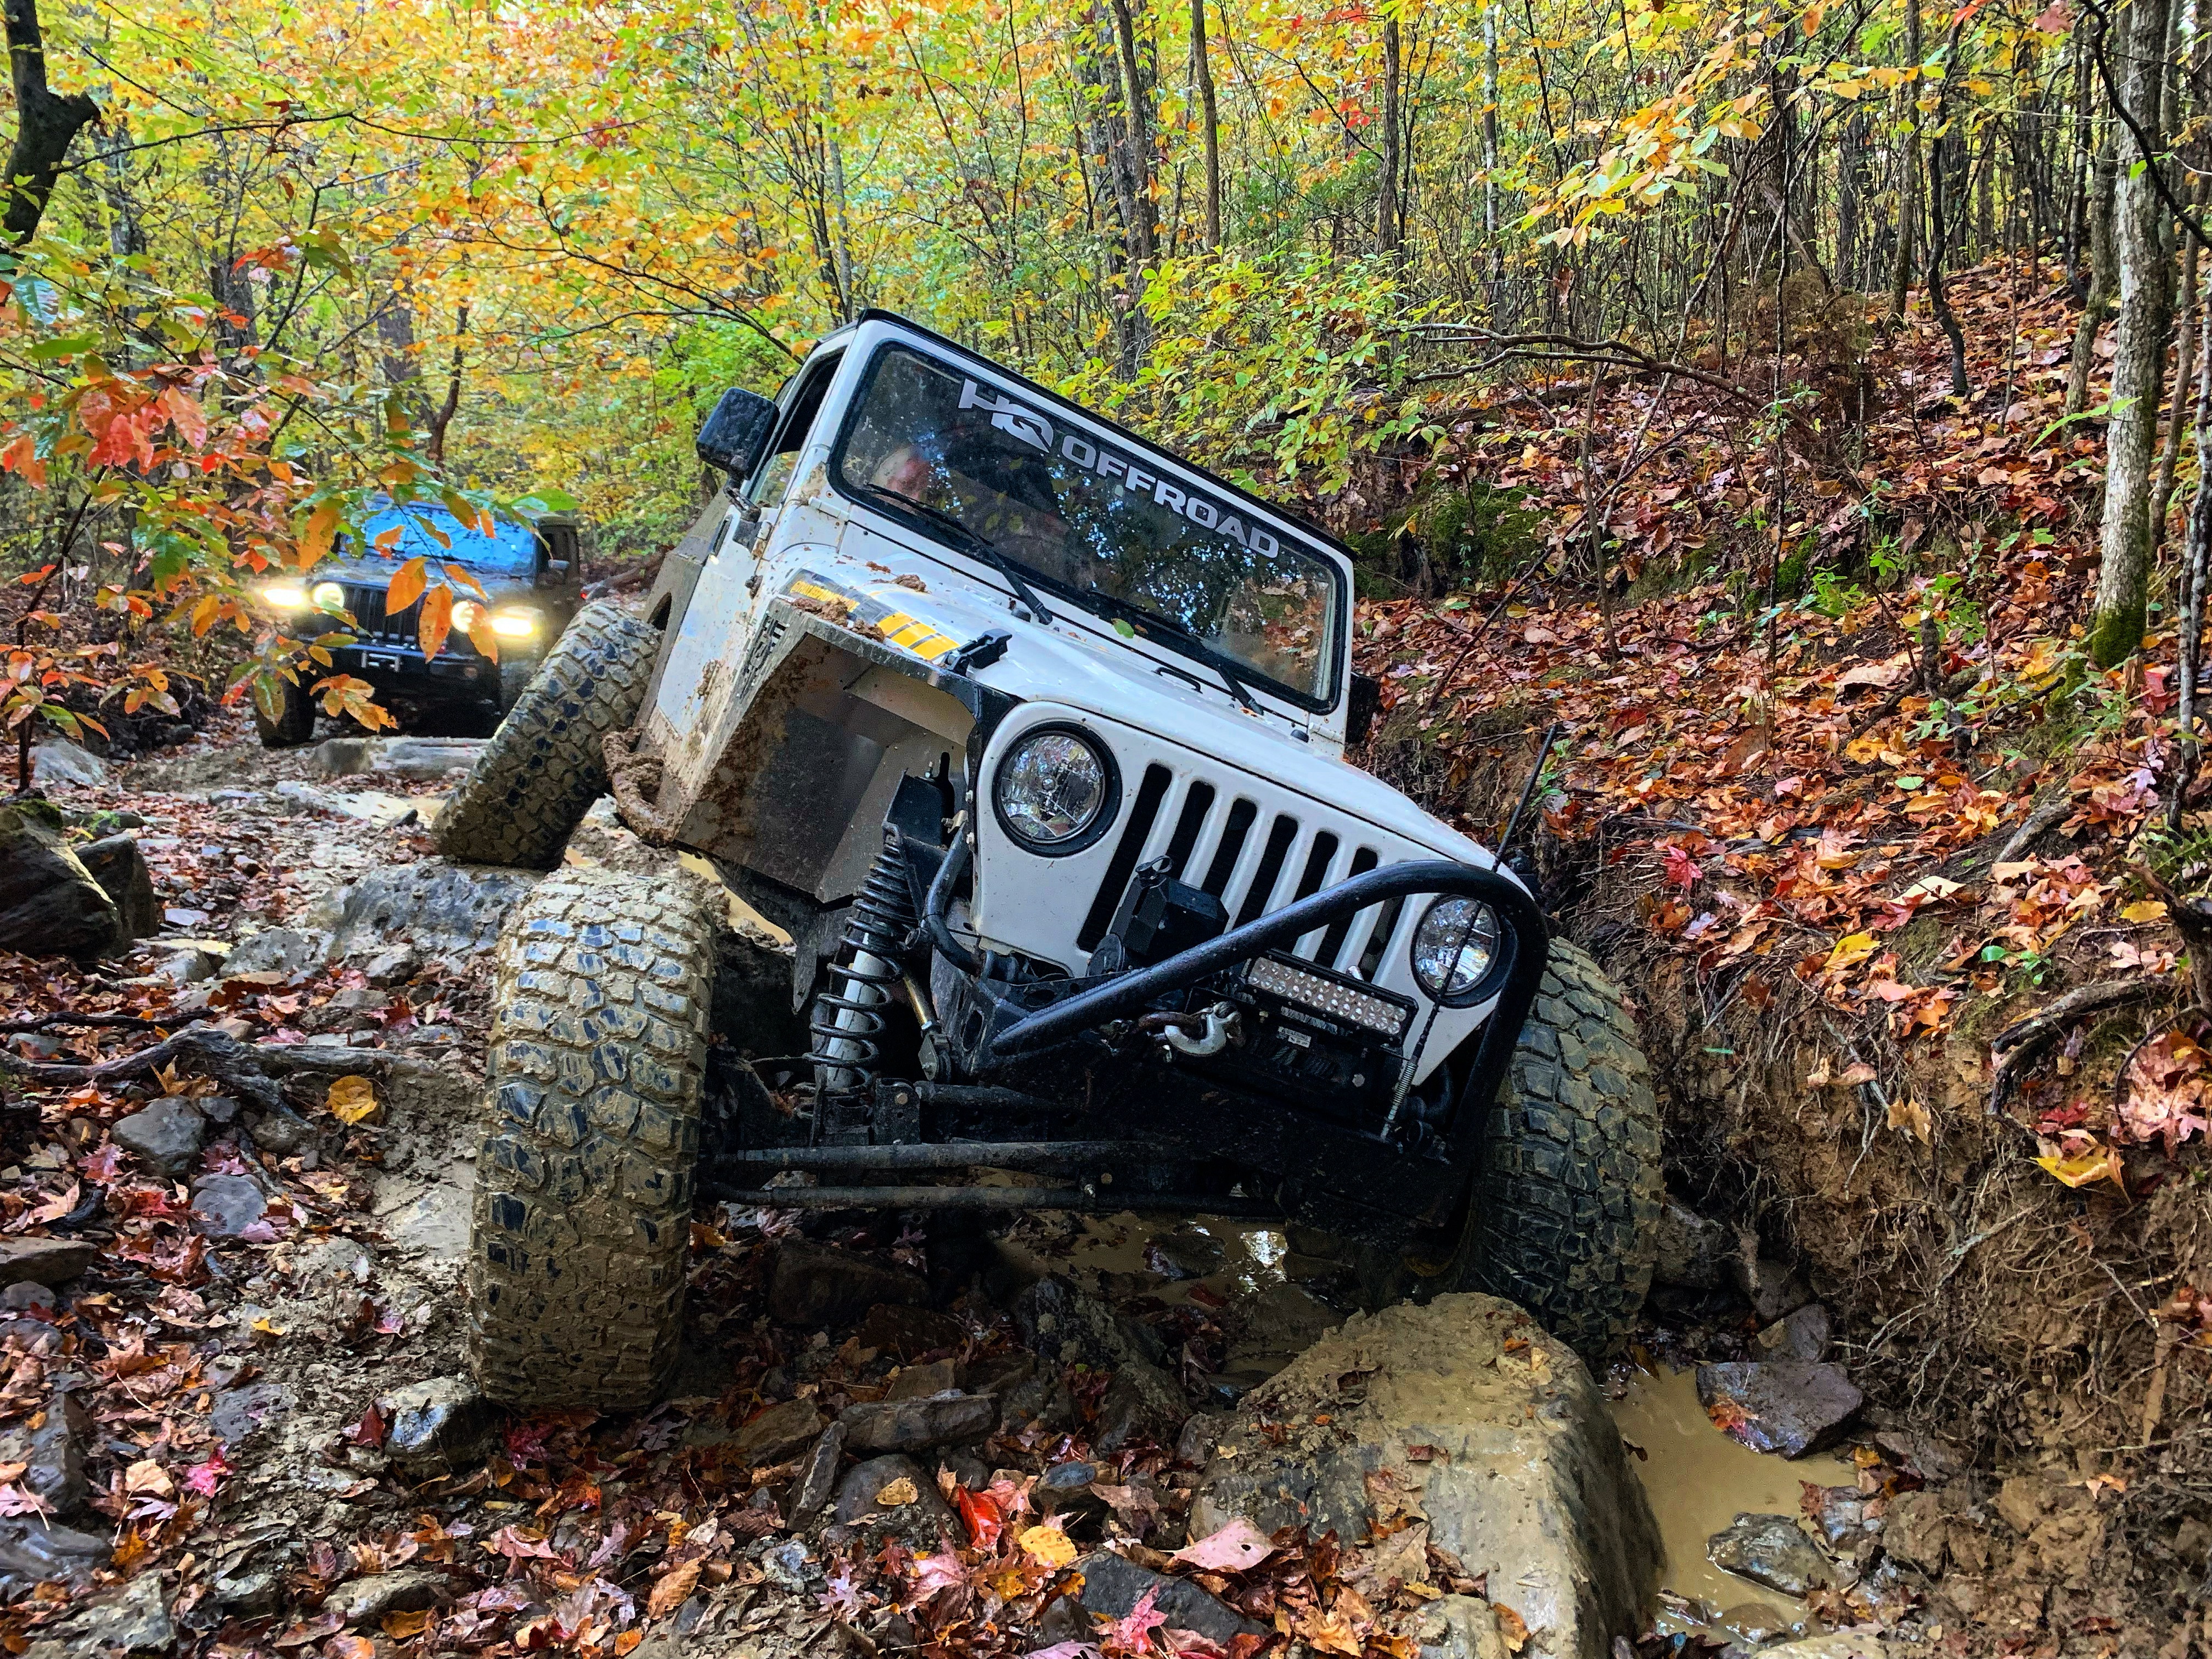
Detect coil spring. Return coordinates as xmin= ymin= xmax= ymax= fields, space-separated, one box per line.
xmin=808 ymin=834 xmax=919 ymax=1096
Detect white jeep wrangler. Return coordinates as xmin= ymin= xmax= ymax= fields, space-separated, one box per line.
xmin=434 ymin=311 xmax=1661 ymax=1409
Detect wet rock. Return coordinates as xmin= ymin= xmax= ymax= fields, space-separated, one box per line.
xmin=377 ymin=737 xmax=489 ymax=778
xmin=1415 ymin=1594 xmax=1509 ymax=1659
xmin=1034 ymin=1459 xmax=1102 ymax=1517
xmin=841 ymin=1392 xmax=997 ymax=1453
xmin=223 ymin=926 xmax=329 ymax=976
xmin=758 ymin=1537 xmax=815 ymax=1592
xmin=883 ymin=1358 xmax=959 ymax=1401
xmin=199 ymin=1096 xmax=241 ymax=1127
xmin=0 ymin=1515 xmax=108 ymax=1592
xmin=787 ymin=1423 xmax=847 ymax=1530
xmin=1872 ymin=1427 xmax=1965 ymax=1482
xmin=964 ymin=1350 xmax=1035 ymax=1396
xmin=768 ymin=1241 xmax=930 ymax=1329
xmin=244 ymin=1104 xmax=316 ymax=1154
xmin=0 ymin=1237 xmax=95 ymax=1287
xmin=731 ymin=1398 xmax=828 ymax=1464
xmin=0 ymin=1391 xmax=88 ymax=1517
xmin=1731 ymin=1638 xmax=1891 ymax=1658
xmin=210 ymin=1556 xmax=290 ymax=1617
xmin=997 ymin=1368 xmax=1078 ymax=1437
xmin=1191 ymin=1294 xmax=1659 ymax=1659
xmin=379 ymin=1376 xmax=496 ymax=1474
xmin=30 ymin=740 xmax=108 ymax=789
xmin=1094 ymin=1358 xmax=1191 ymax=1454
xmin=856 ymin=1301 xmax=966 ymax=1359
xmin=1707 ymin=1513 xmax=1835 ymax=1595
xmin=210 ymin=1381 xmax=294 ymax=1449
xmin=67 ymin=1570 xmax=172 ymax=1652
xmin=1754 ymin=1304 xmax=1832 ymax=1363
xmin=1805 ymin=1487 xmax=1881 ymax=1551
xmin=1013 ymin=1273 xmax=1168 ymax=1369
xmin=330 ymin=1567 xmax=447 ymax=1625
xmin=111 ymin=1097 xmax=206 ymax=1176
xmin=190 ymin=1174 xmax=269 ymax=1238
xmin=1071 ymin=1549 xmax=1263 ymax=1647
xmin=1696 ymin=1362 xmax=1864 ymax=1459
xmin=1175 ymin=1412 xmax=1231 ymax=1466
xmin=362 ymin=945 xmax=422 ymax=986
xmin=1652 ymin=1200 xmax=1731 ymax=1289
xmin=312 ymin=737 xmax=380 ymax=778
xmin=1733 ymin=1239 xmax=1810 ymax=1323
xmin=0 ymin=800 xmax=123 ymax=961
xmin=328 ymin=861 xmax=543 ymax=961
xmin=77 ymin=836 xmax=158 ymax=939
xmin=2 ymin=1284 xmax=53 ymax=1312
xmin=830 ymin=1453 xmax=959 ymax=1552
xmin=272 ymin=780 xmax=425 ymax=827
xmin=146 ymin=938 xmax=228 ymax=984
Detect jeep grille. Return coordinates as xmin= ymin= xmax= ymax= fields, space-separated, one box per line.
xmin=1077 ymin=761 xmax=1404 ymax=980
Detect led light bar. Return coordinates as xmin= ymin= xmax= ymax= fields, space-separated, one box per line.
xmin=1245 ymin=954 xmax=1411 ymax=1039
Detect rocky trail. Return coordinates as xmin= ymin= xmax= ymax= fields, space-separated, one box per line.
xmin=0 ymin=708 xmax=2166 ymax=1659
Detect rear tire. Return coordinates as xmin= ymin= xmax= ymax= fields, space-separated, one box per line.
xmin=254 ymin=677 xmax=316 ymax=748
xmin=432 ymin=602 xmax=657 ymax=868
xmin=465 ymin=870 xmax=716 ymax=1410
xmin=1449 ymin=939 xmax=1662 ymax=1359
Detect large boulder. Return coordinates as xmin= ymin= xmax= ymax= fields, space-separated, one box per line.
xmin=1189 ymin=1294 xmax=1659 ymax=1659
xmin=0 ymin=800 xmax=122 ymax=960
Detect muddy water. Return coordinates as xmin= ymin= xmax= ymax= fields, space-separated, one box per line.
xmin=1608 ymin=1363 xmax=1857 ymax=1642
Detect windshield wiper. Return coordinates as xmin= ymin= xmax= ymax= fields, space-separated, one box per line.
xmin=1074 ymin=589 xmax=1262 ymax=713
xmin=857 ymin=484 xmax=1055 ymax=624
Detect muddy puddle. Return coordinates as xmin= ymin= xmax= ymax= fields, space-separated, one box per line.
xmin=1609 ymin=1363 xmax=1857 ymax=1644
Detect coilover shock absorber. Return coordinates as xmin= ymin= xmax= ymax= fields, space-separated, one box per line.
xmin=808 ymin=832 xmax=919 ymax=1100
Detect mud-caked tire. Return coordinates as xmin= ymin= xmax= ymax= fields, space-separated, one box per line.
xmin=1450 ymin=939 xmax=1662 ymax=1359
xmin=254 ymin=676 xmax=316 ymax=748
xmin=465 ymin=869 xmax=715 ymax=1410
xmin=432 ymin=602 xmax=658 ymax=868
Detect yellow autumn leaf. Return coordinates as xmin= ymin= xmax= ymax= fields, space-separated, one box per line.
xmin=2122 ymin=900 xmax=2169 ymax=924
xmin=251 ymin=1316 xmax=285 ymax=1335
xmin=1825 ymin=932 xmax=1878 ymax=973
xmin=874 ymin=1476 xmax=918 ymax=1508
xmin=2036 ymin=1143 xmax=2128 ymax=1194
xmin=1019 ymin=1523 xmax=1077 ymax=1568
xmin=382 ymin=1611 xmax=430 ymax=1640
xmin=1843 ymin=734 xmax=1884 ymax=763
xmin=327 ymin=1075 xmax=382 ymax=1125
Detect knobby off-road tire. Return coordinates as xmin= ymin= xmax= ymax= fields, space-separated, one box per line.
xmin=254 ymin=677 xmax=316 ymax=748
xmin=1453 ymin=939 xmax=1663 ymax=1359
xmin=466 ymin=870 xmax=714 ymax=1410
xmin=432 ymin=602 xmax=658 ymax=868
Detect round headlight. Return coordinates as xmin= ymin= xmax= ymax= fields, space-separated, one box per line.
xmin=1410 ymin=898 xmax=1505 ymax=1003
xmin=311 ymin=580 xmax=345 ymax=611
xmin=993 ymin=726 xmax=1116 ymax=854
xmin=263 ymin=582 xmax=309 ymax=611
xmin=453 ymin=599 xmax=488 ymax=635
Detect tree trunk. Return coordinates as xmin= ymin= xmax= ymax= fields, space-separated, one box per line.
xmin=1377 ymin=14 xmax=1402 ymax=256
xmin=2154 ymin=183 xmax=2203 ymax=555
xmin=1925 ymin=23 xmax=1971 ymax=397
xmin=2065 ymin=26 xmax=2092 ymax=301
xmin=1890 ymin=0 xmax=1924 ymax=321
xmin=2 ymin=0 xmax=100 ymax=246
xmin=2089 ymin=0 xmax=2178 ymax=667
xmin=1482 ymin=1 xmax=1501 ymax=257
xmin=2174 ymin=271 xmax=2212 ymax=827
xmin=1191 ymin=0 xmax=1221 ymax=248
xmin=425 ymin=303 xmax=470 ymax=470
xmin=2066 ymin=116 xmax=2120 ymax=416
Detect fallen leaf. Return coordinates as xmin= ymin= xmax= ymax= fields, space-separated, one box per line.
xmin=649 ymin=1558 xmax=702 ymax=1620
xmin=2035 ymin=1142 xmax=2129 ymax=1194
xmin=1825 ymin=932 xmax=1878 ymax=973
xmin=1020 ymin=1522 xmax=1077 ymax=1568
xmin=1886 ymin=1094 xmax=1932 ymax=1144
xmin=326 ymin=1075 xmax=381 ymax=1125
xmin=1493 ymin=1604 xmax=1529 ymax=1654
xmin=875 ymin=1475 xmax=919 ymax=1508
xmin=1170 ymin=1516 xmax=1275 ymax=1572
xmin=2122 ymin=899 xmax=2169 ymax=924
xmin=382 ymin=1611 xmax=430 ymax=1639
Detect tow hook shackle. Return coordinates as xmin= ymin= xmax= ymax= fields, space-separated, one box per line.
xmin=1144 ymin=1002 xmax=1240 ymax=1059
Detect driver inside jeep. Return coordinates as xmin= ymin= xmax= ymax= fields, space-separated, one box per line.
xmin=842 ymin=347 xmax=1337 ymax=702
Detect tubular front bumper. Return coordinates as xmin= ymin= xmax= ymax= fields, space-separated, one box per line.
xmin=978 ymin=857 xmax=1547 ymax=1118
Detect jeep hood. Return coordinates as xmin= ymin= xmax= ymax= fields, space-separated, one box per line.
xmin=800 ymin=535 xmax=1494 ymax=868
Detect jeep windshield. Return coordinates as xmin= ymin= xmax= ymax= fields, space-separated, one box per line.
xmin=832 ymin=345 xmax=1342 ymax=707
xmin=342 ymin=504 xmax=541 ymax=575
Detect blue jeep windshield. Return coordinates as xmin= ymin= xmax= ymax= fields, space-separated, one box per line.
xmin=355 ymin=505 xmax=539 ymax=574
xmin=833 ymin=346 xmax=1342 ymax=707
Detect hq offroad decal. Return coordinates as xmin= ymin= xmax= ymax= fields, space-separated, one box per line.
xmin=959 ymin=377 xmax=1288 ymax=557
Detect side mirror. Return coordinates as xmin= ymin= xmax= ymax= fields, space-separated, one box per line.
xmin=697 ymin=387 xmax=779 ymax=482
xmin=1347 ymin=670 xmax=1383 ymax=747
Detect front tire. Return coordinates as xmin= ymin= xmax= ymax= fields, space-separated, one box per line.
xmin=465 ymin=870 xmax=716 ymax=1410
xmin=432 ymin=602 xmax=658 ymax=868
xmin=1449 ymin=939 xmax=1662 ymax=1358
